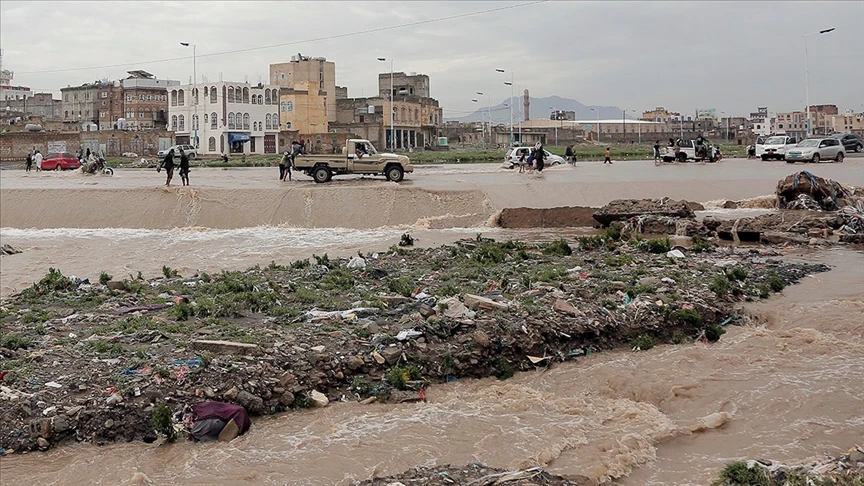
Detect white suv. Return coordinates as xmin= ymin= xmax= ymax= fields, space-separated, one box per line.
xmin=785 ymin=138 xmax=845 ymax=163
xmin=157 ymin=144 xmax=198 ymax=159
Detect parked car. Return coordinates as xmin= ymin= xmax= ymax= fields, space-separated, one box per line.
xmin=829 ymin=133 xmax=863 ymax=153
xmin=756 ymin=135 xmax=798 ymax=161
xmin=785 ymin=138 xmax=845 ymax=163
xmin=157 ymin=144 xmax=197 ymax=159
xmin=502 ymin=146 xmax=565 ymax=169
xmin=41 ymin=152 xmax=81 ymax=171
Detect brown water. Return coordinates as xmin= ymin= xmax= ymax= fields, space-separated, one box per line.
xmin=1 ymin=249 xmax=861 ymax=486
xmin=1 ymin=159 xmax=863 ymax=485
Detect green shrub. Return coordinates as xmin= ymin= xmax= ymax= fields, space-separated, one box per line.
xmin=641 ymin=237 xmax=671 ymax=254
xmin=603 ymin=222 xmax=625 ymax=241
xmin=604 ymin=254 xmax=634 ymax=267
xmin=86 ymin=339 xmax=126 ymax=357
xmin=691 ymin=235 xmax=712 ymax=252
xmin=289 ymin=259 xmax=310 ymax=270
xmin=350 ymin=377 xmax=372 ymax=395
xmin=705 ymin=324 xmax=726 ymax=342
xmin=439 ymin=284 xmax=461 ymax=297
xmin=388 ymin=277 xmax=415 ymax=298
xmin=99 ymin=271 xmax=113 ymax=285
xmin=171 ymin=301 xmax=193 ymax=321
xmin=671 ymin=330 xmax=687 ymax=344
xmin=473 ymin=241 xmax=506 ymax=264
xmin=676 ymin=308 xmax=703 ymax=325
xmin=768 ymin=274 xmax=785 ymax=292
xmin=758 ymin=285 xmax=771 ymax=299
xmin=162 ymin=265 xmax=179 ymax=279
xmin=494 ymin=356 xmax=514 ymax=380
xmin=728 ymin=267 xmax=749 ymax=281
xmin=35 ymin=268 xmax=72 ymax=292
xmin=542 ymin=238 xmax=572 ymax=256
xmin=631 ymin=334 xmax=655 ymax=350
xmin=709 ymin=274 xmax=731 ymax=297
xmin=0 ymin=332 xmax=31 ymax=350
xmin=151 ymin=403 xmax=176 ymax=442
xmin=313 ymin=253 xmax=333 ymax=269
xmin=711 ymin=461 xmax=770 ymax=486
xmin=386 ymin=365 xmax=422 ymax=389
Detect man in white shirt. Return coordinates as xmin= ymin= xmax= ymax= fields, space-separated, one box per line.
xmin=34 ymin=150 xmax=43 ymax=171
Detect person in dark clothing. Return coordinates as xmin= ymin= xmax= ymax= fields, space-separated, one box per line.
xmin=179 ymin=149 xmax=190 ymax=186
xmin=534 ymin=144 xmax=546 ymax=172
xmin=158 ymin=149 xmax=175 ymax=187
xmin=565 ymin=144 xmax=575 ymax=165
xmin=654 ymin=140 xmax=661 ymax=164
xmin=25 ymin=152 xmax=32 ymax=172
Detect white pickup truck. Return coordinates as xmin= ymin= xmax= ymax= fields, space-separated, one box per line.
xmin=756 ymin=135 xmax=798 ymax=161
xmin=291 ymin=139 xmax=413 ymax=183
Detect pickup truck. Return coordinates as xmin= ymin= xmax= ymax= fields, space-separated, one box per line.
xmin=756 ymin=135 xmax=798 ymax=161
xmin=291 ymin=139 xmax=413 ymax=183
xmin=661 ymin=139 xmax=717 ymax=163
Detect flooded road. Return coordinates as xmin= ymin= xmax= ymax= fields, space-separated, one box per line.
xmin=2 ymin=249 xmax=861 ymax=485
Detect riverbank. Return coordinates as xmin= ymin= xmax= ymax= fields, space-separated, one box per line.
xmin=0 ymin=233 xmax=830 ymax=455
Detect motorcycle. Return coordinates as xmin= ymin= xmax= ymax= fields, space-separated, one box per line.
xmin=81 ymin=155 xmax=114 ymax=176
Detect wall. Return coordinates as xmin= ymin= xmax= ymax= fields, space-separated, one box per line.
xmin=0 ymin=130 xmax=174 ymax=161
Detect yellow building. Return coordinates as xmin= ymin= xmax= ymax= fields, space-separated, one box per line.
xmin=641 ymin=106 xmax=680 ymax=122
xmin=278 ymin=81 xmax=329 ymax=134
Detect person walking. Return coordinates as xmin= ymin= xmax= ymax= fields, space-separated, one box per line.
xmin=25 ymin=152 xmax=33 ymax=172
xmin=653 ymin=140 xmax=661 ymax=165
xmin=565 ymin=144 xmax=576 ymax=166
xmin=34 ymin=150 xmax=43 ymax=172
xmin=157 ymin=148 xmax=175 ymax=187
xmin=604 ymin=147 xmax=612 ymax=164
xmin=534 ymin=143 xmax=546 ymax=172
xmin=178 ymin=148 xmax=190 ymax=186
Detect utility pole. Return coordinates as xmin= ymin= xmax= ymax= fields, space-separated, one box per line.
xmin=377 ymin=58 xmax=394 ymax=150
xmin=497 ymin=69 xmax=514 ymax=145
xmin=804 ymin=28 xmax=835 ymax=138
xmin=181 ymin=43 xmax=197 ymax=147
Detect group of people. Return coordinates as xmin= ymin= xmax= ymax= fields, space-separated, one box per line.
xmin=158 ymin=148 xmax=190 ymax=187
xmin=516 ymin=141 xmax=549 ymax=173
xmin=24 ymin=150 xmax=43 ymax=172
xmin=278 ymin=140 xmax=306 ymax=182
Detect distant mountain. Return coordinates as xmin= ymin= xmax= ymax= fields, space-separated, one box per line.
xmin=448 ymin=95 xmax=628 ymax=123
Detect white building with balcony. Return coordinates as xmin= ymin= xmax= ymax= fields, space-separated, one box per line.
xmin=167 ymin=81 xmax=281 ymax=155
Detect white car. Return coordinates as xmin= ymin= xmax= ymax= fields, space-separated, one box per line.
xmin=157 ymin=144 xmax=198 ymax=159
xmin=756 ymin=135 xmax=797 ymax=161
xmin=785 ymin=138 xmax=845 ymax=163
xmin=502 ymin=146 xmax=565 ymax=169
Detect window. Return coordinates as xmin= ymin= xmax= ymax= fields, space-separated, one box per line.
xmin=252 ymin=95 xmax=257 ymax=105
xmin=240 ymin=113 xmax=248 ymax=130
xmin=126 ymin=94 xmax=133 ymax=102
xmin=101 ymin=92 xmax=107 ymax=98
xmin=208 ymin=137 xmax=216 ymax=151
xmin=178 ymin=115 xmax=185 ymax=131
xmin=192 ymin=88 xmax=198 ymax=105
xmin=400 ymin=107 xmax=406 ymax=122
xmin=281 ymin=73 xmax=285 ymax=80
xmin=286 ymin=101 xmax=293 ymax=112
xmin=192 ymin=114 xmax=198 ymax=130
xmin=171 ymin=90 xmax=177 ymax=106
xmin=258 ymin=94 xmax=264 ymax=104
xmin=147 ymin=95 xmax=152 ymax=101
xmin=101 ymin=100 xmax=106 ymax=107
xmin=140 ymin=94 xmax=146 ymax=101
xmin=178 ymin=89 xmax=185 ymax=105
xmin=100 ymin=111 xmax=105 ymax=118
xmin=209 ymin=87 xmax=216 ymax=103
xmin=139 ymin=111 xmax=145 ymax=119
xmin=243 ymin=87 xmax=249 ymax=103
xmin=74 ymin=94 xmax=78 ymax=100
xmin=265 ymin=114 xmax=272 ymax=130
xmin=228 ymin=113 xmax=235 ymax=129
xmin=171 ymin=115 xmax=178 ymax=130
xmin=204 ymin=114 xmax=208 ymax=125
xmin=265 ymin=89 xmax=271 ymax=105
xmin=210 ymin=112 xmax=218 ymax=129
xmin=65 ymin=110 xmax=68 ymax=118
xmin=227 ymin=87 xmax=235 ymax=103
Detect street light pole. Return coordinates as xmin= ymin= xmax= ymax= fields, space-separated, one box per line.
xmin=629 ymin=109 xmax=640 ymax=144
xmin=181 ymin=42 xmax=197 ymax=147
xmin=550 ymin=106 xmax=558 ymax=146
xmin=477 ymin=92 xmax=490 ymax=148
xmin=497 ymin=69 xmax=514 ymax=145
xmin=590 ymin=108 xmax=600 ymax=143
xmin=471 ymin=98 xmax=485 ymax=149
xmin=804 ymin=28 xmax=835 ymax=138
xmin=377 ymin=58 xmax=394 ymax=150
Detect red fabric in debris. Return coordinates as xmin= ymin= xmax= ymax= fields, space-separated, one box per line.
xmin=191 ymin=401 xmax=252 ymax=436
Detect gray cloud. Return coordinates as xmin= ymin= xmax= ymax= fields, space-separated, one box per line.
xmin=1 ymin=1 xmax=862 ymax=118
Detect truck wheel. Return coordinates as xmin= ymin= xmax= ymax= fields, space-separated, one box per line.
xmin=385 ymin=165 xmax=404 ymax=182
xmin=312 ymin=166 xmax=331 ymax=183
xmin=677 ymin=153 xmax=687 ymax=162
xmin=761 ymin=155 xmax=768 ymax=161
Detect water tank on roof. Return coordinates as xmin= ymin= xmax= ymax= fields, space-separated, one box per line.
xmin=313 ymin=57 xmax=326 ymax=61
xmin=25 ymin=124 xmax=42 ymax=132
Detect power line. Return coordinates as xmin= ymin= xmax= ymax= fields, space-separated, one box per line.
xmin=17 ymin=1 xmax=549 ymax=75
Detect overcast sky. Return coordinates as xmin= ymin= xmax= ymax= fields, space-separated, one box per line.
xmin=1 ymin=0 xmax=862 ymax=120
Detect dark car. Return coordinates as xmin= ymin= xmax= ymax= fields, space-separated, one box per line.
xmin=42 ymin=152 xmax=82 ymax=171
xmin=830 ymin=133 xmax=863 ymax=153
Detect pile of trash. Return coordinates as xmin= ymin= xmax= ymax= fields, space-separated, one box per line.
xmin=714 ymin=445 xmax=864 ymax=485
xmin=353 ymin=463 xmax=590 ymax=486
xmin=776 ymin=170 xmax=862 ymax=211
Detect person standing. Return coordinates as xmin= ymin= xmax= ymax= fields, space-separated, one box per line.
xmin=34 ymin=150 xmax=43 ymax=171
xmin=534 ymin=143 xmax=546 ymax=172
xmin=653 ymin=140 xmax=661 ymax=164
xmin=25 ymin=152 xmax=33 ymax=172
xmin=158 ymin=148 xmax=175 ymax=187
xmin=179 ymin=149 xmax=190 ymax=186
xmin=604 ymin=147 xmax=612 ymax=164
xmin=565 ymin=144 xmax=575 ymax=165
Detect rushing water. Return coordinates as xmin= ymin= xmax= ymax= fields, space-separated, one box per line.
xmin=1 ymin=161 xmax=863 ymax=485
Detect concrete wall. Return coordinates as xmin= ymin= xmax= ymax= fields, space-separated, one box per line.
xmin=0 ymin=130 xmax=174 ymax=161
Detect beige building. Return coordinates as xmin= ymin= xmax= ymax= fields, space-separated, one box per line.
xmin=278 ymin=80 xmax=329 ymax=134
xmin=828 ymin=109 xmax=864 ymax=137
xmin=641 ymin=106 xmax=680 ymax=122
xmin=270 ymin=55 xmax=336 ymax=124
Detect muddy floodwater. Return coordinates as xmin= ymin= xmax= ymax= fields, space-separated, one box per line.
xmin=1 ymin=158 xmax=863 ymax=485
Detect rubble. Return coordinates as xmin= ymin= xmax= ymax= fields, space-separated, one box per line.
xmin=1 ymin=244 xmax=22 ymax=255
xmin=189 ymin=340 xmax=261 ymax=356
xmin=353 ymin=463 xmax=591 ymax=485
xmin=592 ymin=198 xmax=696 ymax=227
xmin=776 ymin=170 xmax=863 ymax=211
xmin=714 ymin=445 xmax=864 ymax=485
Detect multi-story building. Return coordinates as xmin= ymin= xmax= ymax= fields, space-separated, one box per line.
xmin=270 ymin=55 xmax=336 ymax=124
xmin=828 ymin=109 xmax=864 ymax=137
xmin=806 ymin=104 xmax=839 ymax=136
xmin=168 ymin=81 xmax=280 ymax=155
xmin=551 ymin=110 xmax=576 ymax=121
xmin=774 ymin=111 xmax=807 ymax=139
xmin=61 ymin=82 xmax=103 ymax=128
xmin=2 ymin=92 xmax=62 ymax=119
xmin=378 ymin=72 xmax=430 ymax=98
xmin=641 ymin=107 xmax=681 ymax=122
xmin=748 ymin=107 xmax=773 ymax=136
xmin=278 ymin=80 xmax=329 ymax=134
xmin=0 ymin=53 xmax=33 ymax=102
xmin=117 ymin=71 xmax=177 ymax=130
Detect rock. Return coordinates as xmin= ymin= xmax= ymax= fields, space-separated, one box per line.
xmin=52 ymin=416 xmax=70 ymax=434
xmin=669 ymin=235 xmax=693 ymax=249
xmin=1 ymin=244 xmax=22 ymax=255
xmin=496 ymin=206 xmax=598 ymax=228
xmin=638 ymin=277 xmax=661 ymax=287
xmin=592 ymin=198 xmax=696 ymax=226
xmin=660 ymin=277 xmax=676 ymax=285
xmin=760 ymin=231 xmax=811 ymax=245
xmin=380 ymin=346 xmax=402 ymax=365
xmin=840 ymin=233 xmax=864 ymax=244
xmin=371 ymin=350 xmax=386 ymax=364
xmin=310 ymin=390 xmax=329 ymax=408
xmin=722 ymin=200 xmax=739 ymax=209
xmin=473 ymin=330 xmax=491 ymax=348
xmin=65 ymin=406 xmax=84 ymax=417
xmin=105 ymin=393 xmax=123 ymax=406
xmin=611 ymin=281 xmax=628 ymax=291
xmin=37 ymin=438 xmax=49 ymax=450
xmin=279 ymin=373 xmax=296 ymax=387
xmin=440 ymin=297 xmax=470 ymax=319
xmin=686 ymin=201 xmax=706 ymax=211
xmin=310 ymin=345 xmax=326 ymax=353
xmin=552 ymin=299 xmax=580 ymax=316
xmin=346 ymin=256 xmax=366 ymax=269
xmin=190 ymin=339 xmax=261 ymax=356
xmin=104 ymin=419 xmax=114 ymax=428
xmin=279 ymin=391 xmax=295 ymax=407
xmin=666 ymin=249 xmax=685 ymax=259
xmin=849 ymin=448 xmax=864 ymax=463
xmin=418 ymin=303 xmax=437 ymax=319
xmin=235 ymin=391 xmax=265 ymax=414
xmin=223 ymin=386 xmax=240 ymax=400
xmin=106 ymin=281 xmax=125 ymax=291
xmin=38 ymin=418 xmax=52 ymax=439
xmin=463 ymin=294 xmax=510 ymax=312
xmin=346 ymin=356 xmax=365 ymax=371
